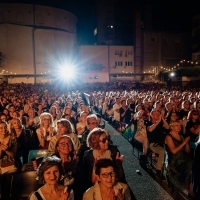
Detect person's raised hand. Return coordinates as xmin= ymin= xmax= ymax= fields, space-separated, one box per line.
xmin=184 ymin=136 xmax=190 ymax=144
xmin=115 ymin=152 xmax=124 ymax=162
xmin=0 ymin=143 xmax=8 ymax=151
xmin=59 ymin=189 xmax=69 ymax=200
xmin=115 ymin=188 xmax=123 ymax=200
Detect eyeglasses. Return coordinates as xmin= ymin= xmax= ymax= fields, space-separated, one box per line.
xmin=88 ymin=122 xmax=97 ymax=125
xmin=99 ymin=136 xmax=109 ymax=143
xmin=59 ymin=142 xmax=72 ymax=147
xmin=100 ymin=171 xmax=115 ymax=178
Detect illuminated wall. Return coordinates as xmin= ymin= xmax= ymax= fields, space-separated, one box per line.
xmin=0 ymin=3 xmax=77 ymax=83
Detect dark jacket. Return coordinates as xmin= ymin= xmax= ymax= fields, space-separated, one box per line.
xmin=192 ymin=143 xmax=200 ymax=196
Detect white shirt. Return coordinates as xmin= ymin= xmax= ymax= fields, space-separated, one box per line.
xmin=29 ymin=186 xmax=74 ymax=200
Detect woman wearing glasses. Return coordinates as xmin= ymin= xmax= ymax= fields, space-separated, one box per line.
xmin=83 ymin=159 xmax=131 ymax=200
xmin=48 ymin=118 xmax=81 ymax=155
xmin=82 ymin=128 xmax=126 ymax=193
xmin=53 ymin=135 xmax=78 ymax=188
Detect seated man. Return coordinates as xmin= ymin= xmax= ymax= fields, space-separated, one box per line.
xmin=79 ymin=114 xmax=98 ymax=149
xmin=146 ymin=109 xmax=169 ymax=176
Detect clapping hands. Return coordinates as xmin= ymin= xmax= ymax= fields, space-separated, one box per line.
xmin=115 ymin=152 xmax=124 ymax=163
xmin=184 ymin=136 xmax=190 ymax=144
xmin=0 ymin=143 xmax=8 ymax=151
xmin=59 ymin=189 xmax=70 ymax=200
xmin=114 ymin=188 xmax=123 ymax=200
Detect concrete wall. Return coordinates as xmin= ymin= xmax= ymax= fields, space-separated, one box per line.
xmin=0 ymin=3 xmax=77 ymax=32
xmin=79 ymin=45 xmax=109 ymax=73
xmin=143 ymin=31 xmax=191 ymax=74
xmin=0 ymin=3 xmax=77 ymax=83
xmin=0 ymin=24 xmax=34 ymax=74
xmin=34 ymin=29 xmax=76 ymax=74
xmin=109 ymin=45 xmax=134 ymax=74
xmin=79 ymin=45 xmax=134 ymax=82
xmin=8 ymin=77 xmax=34 ymax=84
xmin=82 ymin=72 xmax=109 ymax=83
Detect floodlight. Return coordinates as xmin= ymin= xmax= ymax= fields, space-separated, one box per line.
xmin=170 ymin=72 xmax=175 ymax=77
xmin=57 ymin=65 xmax=76 ymax=82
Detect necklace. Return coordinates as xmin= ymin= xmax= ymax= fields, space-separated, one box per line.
xmin=170 ymin=132 xmax=181 ymax=141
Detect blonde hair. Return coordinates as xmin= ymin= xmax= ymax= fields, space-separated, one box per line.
xmin=39 ymin=112 xmax=54 ymax=129
xmin=169 ymin=120 xmax=181 ymax=128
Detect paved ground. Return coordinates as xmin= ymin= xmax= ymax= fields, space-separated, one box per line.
xmin=104 ymin=121 xmax=191 ymax=200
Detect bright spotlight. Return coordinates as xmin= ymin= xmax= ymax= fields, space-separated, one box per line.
xmin=58 ymin=65 xmax=76 ymax=81
xmin=170 ymin=72 xmax=175 ymax=77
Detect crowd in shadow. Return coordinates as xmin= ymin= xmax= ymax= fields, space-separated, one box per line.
xmin=0 ymin=81 xmax=200 ymax=200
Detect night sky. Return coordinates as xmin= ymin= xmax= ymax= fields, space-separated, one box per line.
xmin=0 ymin=0 xmax=200 ymax=44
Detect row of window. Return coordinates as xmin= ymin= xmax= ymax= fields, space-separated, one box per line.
xmin=151 ymin=37 xmax=180 ymax=44
xmin=115 ymin=61 xmax=133 ymax=66
xmin=114 ymin=50 xmax=133 ymax=56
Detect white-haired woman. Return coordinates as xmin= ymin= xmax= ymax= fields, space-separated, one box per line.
xmin=36 ymin=112 xmax=56 ymax=149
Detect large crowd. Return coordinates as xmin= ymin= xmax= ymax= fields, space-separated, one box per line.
xmin=0 ymin=81 xmax=200 ymax=200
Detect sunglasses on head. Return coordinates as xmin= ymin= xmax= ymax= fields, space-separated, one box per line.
xmin=99 ymin=136 xmax=109 ymax=143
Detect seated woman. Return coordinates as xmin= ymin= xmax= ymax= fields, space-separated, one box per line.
xmin=48 ymin=119 xmax=81 ymax=155
xmin=185 ymin=109 xmax=200 ymax=147
xmin=82 ymin=128 xmax=125 ymax=192
xmin=76 ymin=111 xmax=88 ymax=135
xmin=83 ymin=159 xmax=131 ymax=200
xmin=36 ymin=112 xmax=56 ymax=149
xmin=0 ymin=121 xmax=18 ymax=174
xmin=29 ymin=156 xmax=74 ymax=200
xmin=165 ymin=120 xmax=193 ymax=191
xmin=52 ymin=135 xmax=81 ymax=199
xmin=166 ymin=111 xmax=187 ymax=136
xmin=53 ymin=135 xmax=78 ymax=184
xmin=49 ymin=106 xmax=60 ymax=128
xmin=133 ymin=106 xmax=148 ymax=166
xmin=10 ymin=118 xmax=35 ymax=166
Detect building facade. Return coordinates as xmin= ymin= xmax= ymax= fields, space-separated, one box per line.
xmin=0 ymin=3 xmax=77 ymax=83
xmin=192 ymin=14 xmax=200 ymax=62
xmin=78 ymin=45 xmax=134 ymax=82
